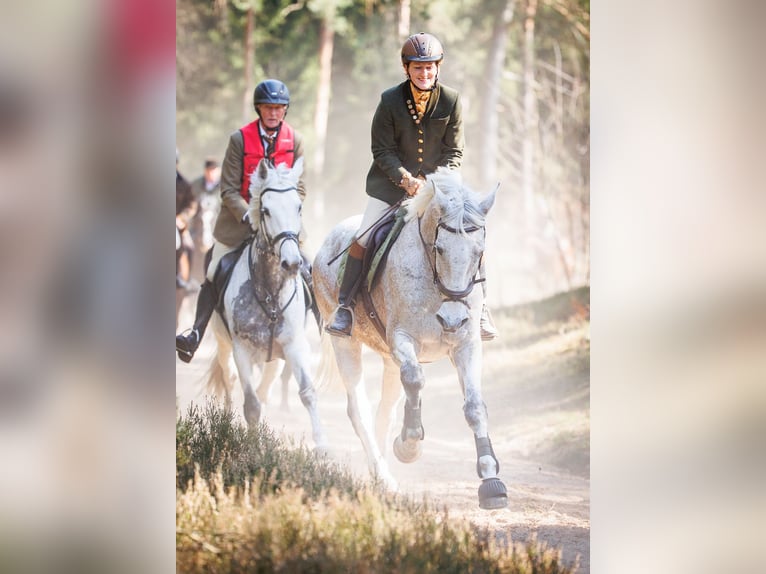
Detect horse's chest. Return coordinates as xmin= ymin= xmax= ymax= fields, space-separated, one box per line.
xmin=230 ymin=282 xmax=286 ymax=349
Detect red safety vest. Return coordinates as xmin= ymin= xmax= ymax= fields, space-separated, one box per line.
xmin=239 ymin=120 xmax=295 ymax=200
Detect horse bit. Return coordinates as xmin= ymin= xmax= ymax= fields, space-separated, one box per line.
xmin=247 ymin=184 xmax=302 ymax=361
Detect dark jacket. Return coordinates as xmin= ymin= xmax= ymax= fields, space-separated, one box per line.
xmin=366 ymin=81 xmax=464 ymax=205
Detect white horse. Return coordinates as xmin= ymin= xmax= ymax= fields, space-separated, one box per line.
xmin=313 ymin=168 xmax=506 ymax=509
xmin=206 ymin=158 xmax=327 ymax=451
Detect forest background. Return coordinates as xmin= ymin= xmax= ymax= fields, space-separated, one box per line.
xmin=176 ymin=0 xmax=590 ymax=306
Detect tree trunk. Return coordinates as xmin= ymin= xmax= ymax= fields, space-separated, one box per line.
xmin=479 ymin=0 xmax=515 ymax=189
xmin=522 ymin=0 xmax=538 ymax=227
xmin=242 ymin=7 xmax=255 ymax=124
xmin=313 ymin=17 xmax=334 ymax=217
xmin=398 ymin=0 xmax=411 ymax=44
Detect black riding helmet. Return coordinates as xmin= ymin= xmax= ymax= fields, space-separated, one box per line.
xmin=253 ymin=79 xmax=290 ymax=112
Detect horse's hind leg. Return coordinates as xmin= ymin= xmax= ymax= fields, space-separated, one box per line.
xmin=376 ymin=357 xmax=404 ymax=458
xmin=452 ymin=343 xmax=508 ymax=510
xmin=333 ymin=337 xmax=397 ymax=490
xmin=391 ymin=334 xmax=425 ymax=464
xmin=282 ymin=337 xmax=328 ymax=452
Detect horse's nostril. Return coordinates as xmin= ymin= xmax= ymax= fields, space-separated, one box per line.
xmin=436 ymin=314 xmax=446 ymax=328
xmin=459 ymin=317 xmax=468 ymax=328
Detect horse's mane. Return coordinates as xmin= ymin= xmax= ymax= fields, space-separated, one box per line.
xmin=403 ymin=167 xmax=487 ymax=233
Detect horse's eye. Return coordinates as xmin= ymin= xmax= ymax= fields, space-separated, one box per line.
xmin=435 ymin=245 xmax=444 ymax=255
xmin=298 ymin=204 xmax=302 ymax=214
xmin=261 ymin=207 xmax=270 ymax=217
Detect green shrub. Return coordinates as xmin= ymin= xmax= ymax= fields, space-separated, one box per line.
xmin=176 ymin=399 xmax=370 ymax=499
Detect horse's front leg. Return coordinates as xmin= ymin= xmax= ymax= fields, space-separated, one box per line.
xmin=452 ymin=342 xmax=508 ymax=509
xmin=231 ymin=340 xmax=262 ymax=427
xmin=376 ymin=357 xmax=404 ymax=458
xmin=281 ymin=335 xmax=328 ymax=452
xmin=390 ymin=331 xmax=425 ymax=463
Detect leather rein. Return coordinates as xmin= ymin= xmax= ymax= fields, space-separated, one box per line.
xmin=247 ymin=184 xmax=301 ymax=361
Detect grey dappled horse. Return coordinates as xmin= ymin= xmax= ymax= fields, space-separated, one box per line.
xmin=313 ymin=168 xmax=507 ymax=509
xmin=206 ymin=158 xmax=327 ymax=450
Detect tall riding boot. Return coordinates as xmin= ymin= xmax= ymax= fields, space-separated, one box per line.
xmin=176 ymin=280 xmax=217 ymax=362
xmin=325 ymin=246 xmax=365 ymax=337
xmin=300 ymin=250 xmax=322 ymax=329
xmin=480 ymin=305 xmax=499 ymax=341
xmin=478 ymin=258 xmax=499 ymax=341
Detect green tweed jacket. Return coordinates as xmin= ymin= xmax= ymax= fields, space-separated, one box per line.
xmin=365 ymin=80 xmax=464 ymax=205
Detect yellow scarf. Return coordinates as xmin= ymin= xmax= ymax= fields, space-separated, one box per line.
xmin=410 ymin=83 xmax=431 ymax=117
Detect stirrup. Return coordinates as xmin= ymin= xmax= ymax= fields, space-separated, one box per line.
xmin=176 ymin=328 xmax=200 ymax=362
xmin=480 ymin=306 xmax=499 ymax=341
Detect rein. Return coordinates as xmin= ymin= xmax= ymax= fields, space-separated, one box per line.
xmin=417 ymin=216 xmax=485 ymax=302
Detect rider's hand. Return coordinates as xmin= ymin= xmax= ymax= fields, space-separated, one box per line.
xmin=400 ymin=174 xmax=423 ymax=196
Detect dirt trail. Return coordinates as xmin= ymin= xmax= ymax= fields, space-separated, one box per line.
xmin=176 ymin=300 xmax=590 ymax=573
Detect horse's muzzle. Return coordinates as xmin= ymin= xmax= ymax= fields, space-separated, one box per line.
xmin=436 ymin=301 xmax=469 ymax=333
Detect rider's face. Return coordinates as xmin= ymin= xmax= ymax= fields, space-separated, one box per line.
xmin=406 ymin=61 xmax=439 ymax=91
xmin=257 ymin=104 xmax=287 ymax=130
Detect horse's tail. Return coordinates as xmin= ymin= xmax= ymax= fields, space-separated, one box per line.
xmin=314 ymin=331 xmax=343 ymax=392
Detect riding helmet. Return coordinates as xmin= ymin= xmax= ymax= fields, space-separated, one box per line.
xmin=401 ymin=33 xmax=444 ymax=64
xmin=253 ymin=79 xmax=290 ymax=108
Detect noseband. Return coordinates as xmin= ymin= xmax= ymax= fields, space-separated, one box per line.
xmin=418 ymin=216 xmax=485 ymax=302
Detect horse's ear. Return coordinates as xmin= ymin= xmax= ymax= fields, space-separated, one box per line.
xmin=292 ymin=156 xmax=304 ymax=178
xmin=478 ymin=183 xmax=499 ymax=216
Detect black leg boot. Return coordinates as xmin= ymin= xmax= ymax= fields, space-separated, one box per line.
xmin=300 ymin=251 xmax=322 ymax=330
xmin=325 ymin=252 xmax=364 ymax=337
xmin=176 ymin=280 xmax=216 ymax=362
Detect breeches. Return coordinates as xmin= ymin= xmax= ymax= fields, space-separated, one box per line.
xmin=354 ymin=197 xmax=394 ymax=248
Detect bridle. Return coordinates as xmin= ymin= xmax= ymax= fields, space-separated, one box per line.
xmin=418 ymin=216 xmax=485 ymax=303
xmin=255 ymin=185 xmax=301 ymax=257
xmin=246 ymin=183 xmax=302 ymax=361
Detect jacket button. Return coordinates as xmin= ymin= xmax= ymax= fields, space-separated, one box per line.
xmin=418 ymin=139 xmax=424 ymax=143
xmin=418 ymin=148 xmax=423 ymax=153
xmin=417 ymin=157 xmax=423 ymax=163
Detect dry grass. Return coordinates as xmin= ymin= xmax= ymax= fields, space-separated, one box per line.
xmin=176 ymin=401 xmax=574 ymax=574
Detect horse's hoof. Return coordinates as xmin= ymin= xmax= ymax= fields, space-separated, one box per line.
xmin=478 ymin=477 xmax=508 ymax=510
xmin=393 ymin=435 xmax=422 ymax=463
